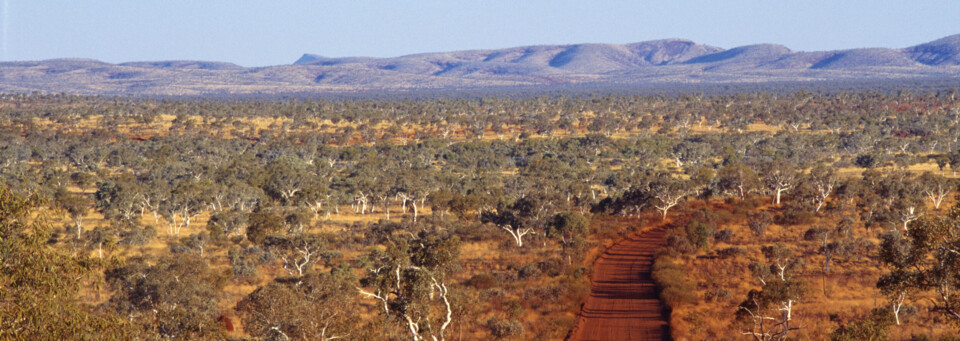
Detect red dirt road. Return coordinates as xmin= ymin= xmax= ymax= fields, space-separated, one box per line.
xmin=568 ymin=227 xmax=670 ymax=341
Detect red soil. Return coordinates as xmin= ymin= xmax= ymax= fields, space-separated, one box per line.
xmin=568 ymin=226 xmax=670 ymax=341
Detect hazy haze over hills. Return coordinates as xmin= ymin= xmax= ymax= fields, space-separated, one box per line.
xmin=1 ymin=35 xmax=959 ymax=96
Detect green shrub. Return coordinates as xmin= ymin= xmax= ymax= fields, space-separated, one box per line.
xmin=829 ymin=308 xmax=894 ymax=341
xmin=487 ymin=318 xmax=524 ymax=339
xmin=716 ymin=247 xmax=747 ymax=259
xmin=714 ymin=228 xmax=734 ymax=243
xmin=465 ymin=273 xmax=498 ymax=290
xmin=518 ymin=263 xmax=542 ymax=279
xmin=685 ymin=221 xmax=713 ymax=250
xmin=651 ymin=256 xmax=698 ymax=309
xmin=777 ymin=204 xmax=815 ymax=226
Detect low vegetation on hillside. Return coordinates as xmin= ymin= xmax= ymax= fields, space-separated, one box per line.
xmin=1 ymin=90 xmax=960 ymax=340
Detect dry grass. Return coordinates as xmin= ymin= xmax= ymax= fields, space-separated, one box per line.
xmin=667 ymin=198 xmax=959 ymax=340
xmin=63 ymin=196 xmax=590 ymax=339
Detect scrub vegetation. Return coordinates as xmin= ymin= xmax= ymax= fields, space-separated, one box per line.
xmin=2 ymin=90 xmax=960 ymax=340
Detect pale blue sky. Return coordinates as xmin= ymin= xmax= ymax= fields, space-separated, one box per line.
xmin=3 ymin=1 xmax=959 ymax=66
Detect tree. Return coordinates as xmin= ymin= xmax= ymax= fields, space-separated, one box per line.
xmin=54 ymin=187 xmax=91 ymax=239
xmin=84 ymin=225 xmax=119 ymax=259
xmin=94 ymin=176 xmax=141 ymax=223
xmin=748 ymin=211 xmax=773 ymax=238
xmin=829 ymin=308 xmax=894 ymax=341
xmin=736 ymin=279 xmax=806 ymax=341
xmin=717 ymin=163 xmax=760 ymax=200
xmin=878 ymin=203 xmax=960 ymax=325
xmin=918 ymin=171 xmax=952 ymax=210
xmin=263 ymin=155 xmax=313 ymax=205
xmin=238 ymin=268 xmax=359 ymax=341
xmin=806 ymin=165 xmax=837 ymax=215
xmin=207 ymin=209 xmax=248 ymax=240
xmin=548 ymin=211 xmax=590 ymax=264
xmin=760 ymin=161 xmax=797 ymax=205
xmin=177 ymin=231 xmax=211 ymax=259
xmin=0 ymin=186 xmax=133 ymax=339
xmin=480 ymin=195 xmax=554 ymax=248
xmin=159 ymin=179 xmax=206 ymax=237
xmin=358 ymin=234 xmax=460 ymax=341
xmin=650 ymin=177 xmax=691 ymax=220
xmin=876 ymin=267 xmax=917 ymax=326
xmin=247 ymin=208 xmax=283 ymax=245
xmin=804 ymin=226 xmax=835 ymax=273
xmin=105 ymin=255 xmax=224 ymax=339
xmin=546 ymin=211 xmax=589 ymax=244
xmin=737 ymin=244 xmax=807 ymax=340
xmin=265 ymin=233 xmax=325 ymax=278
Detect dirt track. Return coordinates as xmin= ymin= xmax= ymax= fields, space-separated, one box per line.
xmin=568 ymin=227 xmax=670 ymax=341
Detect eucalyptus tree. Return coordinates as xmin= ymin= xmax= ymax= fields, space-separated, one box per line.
xmin=759 ymin=161 xmax=798 ymax=205
xmin=159 ymin=178 xmax=208 ymax=237
xmin=54 ymin=187 xmax=91 ymax=240
xmin=105 ymin=255 xmax=224 ymax=339
xmin=737 ymin=243 xmax=807 ymax=341
xmin=358 ymin=233 xmax=461 ymax=341
xmin=262 ymin=155 xmax=315 ymax=206
xmin=0 ymin=186 xmax=133 ymax=340
xmin=649 ymin=174 xmax=693 ymax=220
xmin=803 ymin=165 xmax=837 ymax=215
xmin=918 ymin=171 xmax=953 ymax=210
xmin=264 ymin=233 xmax=326 ymax=279
xmin=94 ymin=173 xmax=141 ymax=224
xmin=717 ymin=163 xmax=760 ymax=200
xmin=238 ymin=268 xmax=360 ymax=341
xmin=878 ymin=206 xmax=960 ymax=324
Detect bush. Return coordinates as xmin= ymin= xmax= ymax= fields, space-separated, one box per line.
xmin=479 ymin=288 xmax=506 ymax=302
xmin=454 ymin=221 xmax=491 ymax=242
xmin=804 ymin=226 xmax=830 ymax=242
xmin=651 ymin=256 xmax=698 ymax=309
xmin=732 ymin=196 xmax=766 ymax=215
xmin=548 ymin=211 xmax=589 ymax=241
xmin=518 ymin=263 xmax=542 ymax=279
xmin=685 ymin=221 xmax=713 ymax=250
xmin=537 ymin=258 xmax=565 ymax=277
xmin=659 ymin=285 xmax=698 ymax=309
xmin=562 ymin=236 xmax=589 ymax=264
xmin=665 ymin=232 xmax=695 ymax=254
xmin=119 ymin=225 xmax=156 ymax=247
xmin=716 ymin=247 xmax=747 ymax=259
xmin=836 ymin=216 xmax=856 ymax=237
xmin=704 ymin=288 xmax=732 ymax=302
xmin=523 ymin=285 xmax=562 ymax=309
xmin=829 ymin=308 xmax=894 ymax=341
xmin=714 ymin=228 xmax=734 ymax=243
xmin=777 ymin=204 xmax=815 ymax=226
xmin=570 ymin=266 xmax=591 ymax=279
xmin=228 ymin=246 xmax=262 ymax=282
xmin=854 ymin=153 xmax=881 ymax=169
xmin=465 ymin=273 xmax=498 ymax=290
xmin=748 ymin=211 xmax=772 ymax=238
xmin=487 ymin=318 xmax=524 ymax=339
xmin=246 ymin=209 xmax=283 ymax=245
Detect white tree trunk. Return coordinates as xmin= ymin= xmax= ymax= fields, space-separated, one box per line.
xmin=501 ymin=225 xmax=534 ymax=247
xmin=412 ymin=201 xmax=419 ymax=222
xmin=892 ymin=291 xmax=905 ymax=325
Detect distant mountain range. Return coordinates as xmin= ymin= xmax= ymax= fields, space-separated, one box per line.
xmin=2 ymin=35 xmax=959 ymax=96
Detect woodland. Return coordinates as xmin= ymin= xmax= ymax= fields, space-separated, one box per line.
xmin=2 ymin=90 xmax=960 ymax=340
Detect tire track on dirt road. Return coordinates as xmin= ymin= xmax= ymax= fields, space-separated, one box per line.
xmin=568 ymin=226 xmax=670 ymax=341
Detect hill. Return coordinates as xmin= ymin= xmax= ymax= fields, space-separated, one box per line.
xmin=1 ymin=35 xmax=959 ymax=96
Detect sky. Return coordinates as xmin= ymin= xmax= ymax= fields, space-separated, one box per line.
xmin=2 ymin=1 xmax=959 ymax=67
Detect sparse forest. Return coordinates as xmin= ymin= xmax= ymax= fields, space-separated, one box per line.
xmin=3 ymin=90 xmax=960 ymax=340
